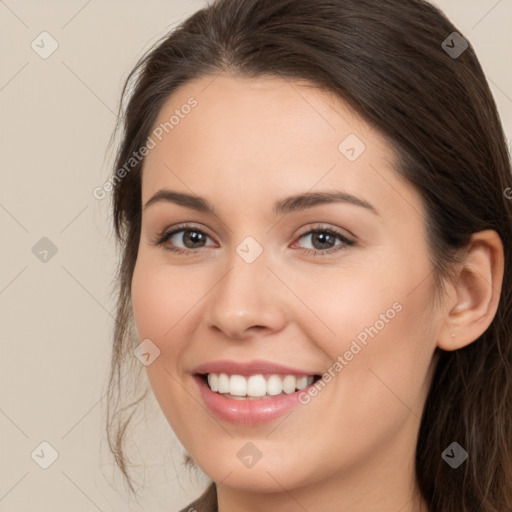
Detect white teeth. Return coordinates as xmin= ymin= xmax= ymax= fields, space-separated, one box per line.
xmin=297 ymin=376 xmax=313 ymax=390
xmin=282 ymin=375 xmax=296 ymax=394
xmin=247 ymin=375 xmax=266 ymax=397
xmin=217 ymin=373 xmax=230 ymax=393
xmin=207 ymin=373 xmax=219 ymax=392
xmin=266 ymin=375 xmax=283 ymax=395
xmin=205 ymin=372 xmax=317 ymax=398
xmin=229 ymin=375 xmax=247 ymax=396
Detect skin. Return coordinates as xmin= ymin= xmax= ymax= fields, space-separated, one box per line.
xmin=130 ymin=73 xmax=504 ymax=512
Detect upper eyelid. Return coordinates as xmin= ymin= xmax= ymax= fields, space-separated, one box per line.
xmin=163 ymin=223 xmax=216 ymax=241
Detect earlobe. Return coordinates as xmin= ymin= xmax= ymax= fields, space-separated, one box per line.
xmin=437 ymin=230 xmax=504 ymax=352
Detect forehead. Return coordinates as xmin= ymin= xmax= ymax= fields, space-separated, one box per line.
xmin=141 ymin=73 xmax=420 ymax=221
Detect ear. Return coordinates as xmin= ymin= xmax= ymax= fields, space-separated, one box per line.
xmin=437 ymin=230 xmax=504 ymax=351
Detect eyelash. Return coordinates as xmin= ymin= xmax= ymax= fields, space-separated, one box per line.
xmin=153 ymin=223 xmax=355 ymax=257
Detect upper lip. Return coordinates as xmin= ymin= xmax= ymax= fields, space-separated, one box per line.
xmin=192 ymin=359 xmax=321 ymax=377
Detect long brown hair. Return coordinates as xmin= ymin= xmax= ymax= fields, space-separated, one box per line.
xmin=105 ymin=0 xmax=512 ymax=509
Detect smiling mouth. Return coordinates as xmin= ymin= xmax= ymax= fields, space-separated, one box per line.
xmin=198 ymin=372 xmax=322 ymax=400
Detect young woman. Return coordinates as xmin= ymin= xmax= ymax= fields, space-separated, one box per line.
xmin=105 ymin=0 xmax=512 ymax=510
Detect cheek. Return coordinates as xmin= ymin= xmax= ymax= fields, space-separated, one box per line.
xmin=131 ymin=255 xmax=195 ymax=362
xmin=282 ymin=275 xmax=435 ymax=470
xmin=130 ymin=255 xmax=201 ymax=427
xmin=131 ymin=262 xmax=167 ymax=342
xmin=131 ymin=251 xmax=203 ymax=340
xmin=293 ymin=255 xmax=436 ymax=404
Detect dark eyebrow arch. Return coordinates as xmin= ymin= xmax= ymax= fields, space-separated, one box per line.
xmin=143 ymin=189 xmax=378 ymax=216
xmin=273 ymin=191 xmax=378 ymax=216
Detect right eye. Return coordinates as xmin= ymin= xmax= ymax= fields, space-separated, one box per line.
xmin=154 ymin=224 xmax=216 ymax=254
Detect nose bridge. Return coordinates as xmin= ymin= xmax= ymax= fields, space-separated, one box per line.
xmin=204 ymin=240 xmax=287 ymax=339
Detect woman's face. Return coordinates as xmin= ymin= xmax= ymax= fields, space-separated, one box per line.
xmin=131 ymin=74 xmax=443 ymax=501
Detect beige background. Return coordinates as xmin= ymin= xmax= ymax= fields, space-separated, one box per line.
xmin=1 ymin=1 xmax=511 ymax=511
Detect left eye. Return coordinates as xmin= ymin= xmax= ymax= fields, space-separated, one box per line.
xmin=296 ymin=228 xmax=354 ymax=253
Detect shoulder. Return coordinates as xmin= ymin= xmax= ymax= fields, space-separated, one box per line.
xmin=176 ymin=482 xmax=217 ymax=512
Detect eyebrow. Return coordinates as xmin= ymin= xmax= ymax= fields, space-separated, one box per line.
xmin=143 ymin=189 xmax=378 ymax=216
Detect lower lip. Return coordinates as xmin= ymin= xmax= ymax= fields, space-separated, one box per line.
xmin=193 ymin=375 xmax=314 ymax=425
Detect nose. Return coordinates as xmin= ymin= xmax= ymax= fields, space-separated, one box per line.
xmin=203 ymin=249 xmax=289 ymax=341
